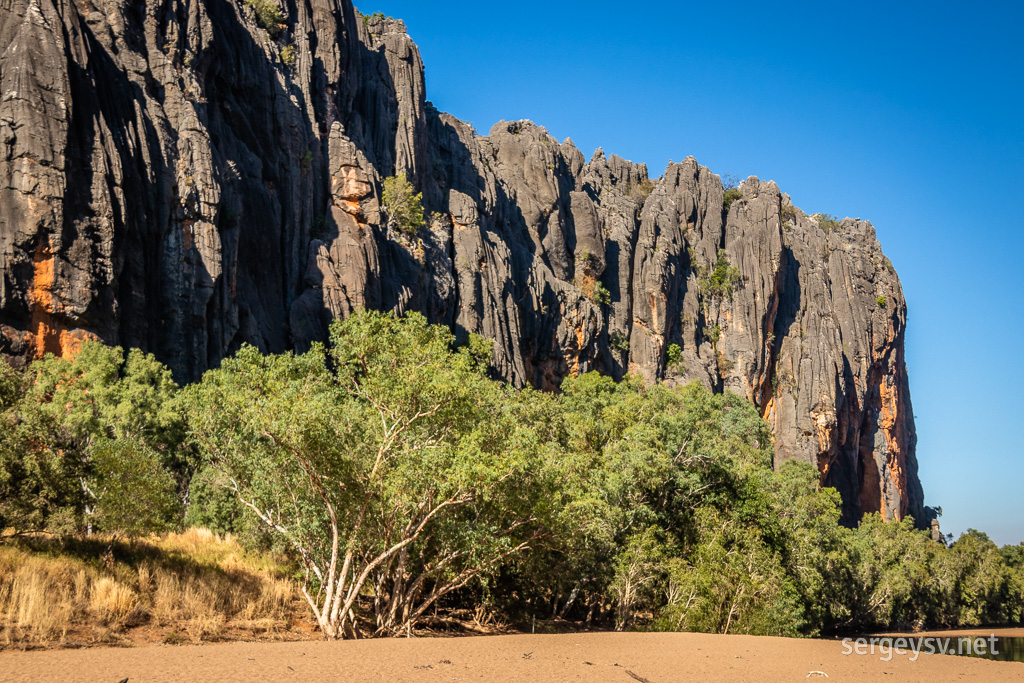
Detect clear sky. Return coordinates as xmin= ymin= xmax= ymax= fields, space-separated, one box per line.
xmin=356 ymin=1 xmax=1024 ymax=545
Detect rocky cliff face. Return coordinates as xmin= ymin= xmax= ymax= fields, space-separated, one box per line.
xmin=0 ymin=0 xmax=924 ymax=523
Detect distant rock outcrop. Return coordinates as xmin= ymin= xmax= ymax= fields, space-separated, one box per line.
xmin=0 ymin=1 xmax=923 ymax=523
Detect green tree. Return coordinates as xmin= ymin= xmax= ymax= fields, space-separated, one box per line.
xmin=931 ymin=530 xmax=1022 ymax=627
xmin=656 ymin=507 xmax=803 ymax=636
xmin=0 ymin=359 xmax=80 ymax=534
xmin=184 ymin=311 xmax=549 ymax=638
xmin=463 ymin=332 xmax=495 ymax=372
xmin=609 ymin=527 xmax=669 ymax=630
xmin=0 ymin=344 xmax=183 ymax=537
xmin=769 ymin=461 xmax=856 ymax=634
xmin=543 ymin=374 xmax=668 ymax=624
xmin=845 ymin=515 xmax=937 ymax=630
xmin=89 ymin=437 xmax=179 ymax=539
xmin=1000 ymin=543 xmax=1024 ymax=570
xmin=382 ymin=175 xmax=425 ymax=236
xmin=532 ymin=375 xmax=781 ymax=632
xmin=185 ymin=465 xmax=250 ymax=535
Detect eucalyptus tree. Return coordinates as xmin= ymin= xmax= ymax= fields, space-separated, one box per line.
xmin=185 ymin=311 xmax=549 ymax=638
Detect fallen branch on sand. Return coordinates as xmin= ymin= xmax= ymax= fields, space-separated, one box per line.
xmin=626 ymin=671 xmax=657 ymax=683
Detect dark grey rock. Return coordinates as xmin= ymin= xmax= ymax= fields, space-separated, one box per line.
xmin=0 ymin=0 xmax=923 ymax=524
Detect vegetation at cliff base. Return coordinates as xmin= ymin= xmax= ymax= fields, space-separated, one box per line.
xmin=0 ymin=344 xmax=183 ymax=538
xmin=2 ymin=311 xmax=1023 ymax=644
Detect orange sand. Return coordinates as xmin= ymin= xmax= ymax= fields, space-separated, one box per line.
xmin=1 ymin=632 xmax=1022 ymax=682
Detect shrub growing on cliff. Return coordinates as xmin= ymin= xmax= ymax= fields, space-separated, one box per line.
xmin=666 ymin=343 xmax=683 ymax=373
xmin=699 ymin=250 xmax=742 ymax=302
xmin=722 ymin=188 xmax=742 ymax=214
xmin=280 ymin=45 xmax=296 ymax=66
xmin=706 ymin=325 xmax=721 ymax=345
xmin=575 ymin=273 xmax=611 ymax=305
xmin=247 ymin=0 xmax=285 ymax=36
xmin=876 ymin=295 xmax=887 ymax=308
xmin=626 ymin=177 xmax=656 ymax=201
xmin=382 ymin=175 xmax=425 ymax=237
xmin=609 ymin=331 xmax=630 ymax=353
xmin=817 ymin=213 xmax=841 ymax=232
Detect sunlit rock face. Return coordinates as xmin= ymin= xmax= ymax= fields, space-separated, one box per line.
xmin=0 ymin=0 xmax=922 ymax=524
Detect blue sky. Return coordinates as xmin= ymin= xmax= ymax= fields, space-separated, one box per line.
xmin=356 ymin=1 xmax=1024 ymax=545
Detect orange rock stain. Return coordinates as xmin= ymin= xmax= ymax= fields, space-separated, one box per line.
xmin=29 ymin=239 xmax=98 ymax=360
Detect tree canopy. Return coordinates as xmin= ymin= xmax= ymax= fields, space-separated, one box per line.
xmin=2 ymin=311 xmax=1022 ymax=638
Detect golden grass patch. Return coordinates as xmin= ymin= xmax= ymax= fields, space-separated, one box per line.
xmin=0 ymin=529 xmax=300 ymax=648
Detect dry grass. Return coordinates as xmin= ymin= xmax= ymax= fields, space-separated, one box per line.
xmin=0 ymin=528 xmax=304 ymax=648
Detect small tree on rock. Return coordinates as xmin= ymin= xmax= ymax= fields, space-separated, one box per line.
xmin=382 ymin=175 xmax=425 ymax=237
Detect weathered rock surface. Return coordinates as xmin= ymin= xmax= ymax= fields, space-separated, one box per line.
xmin=0 ymin=0 xmax=924 ymax=523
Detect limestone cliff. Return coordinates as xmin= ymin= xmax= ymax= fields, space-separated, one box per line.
xmin=0 ymin=0 xmax=924 ymax=522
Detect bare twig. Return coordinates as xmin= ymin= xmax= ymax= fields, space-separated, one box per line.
xmin=626 ymin=671 xmax=657 ymax=683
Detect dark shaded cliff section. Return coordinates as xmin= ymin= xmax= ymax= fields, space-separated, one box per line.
xmin=0 ymin=0 xmax=924 ymax=523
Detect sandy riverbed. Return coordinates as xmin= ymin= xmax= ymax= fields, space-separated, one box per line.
xmin=1 ymin=631 xmax=1021 ymax=682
